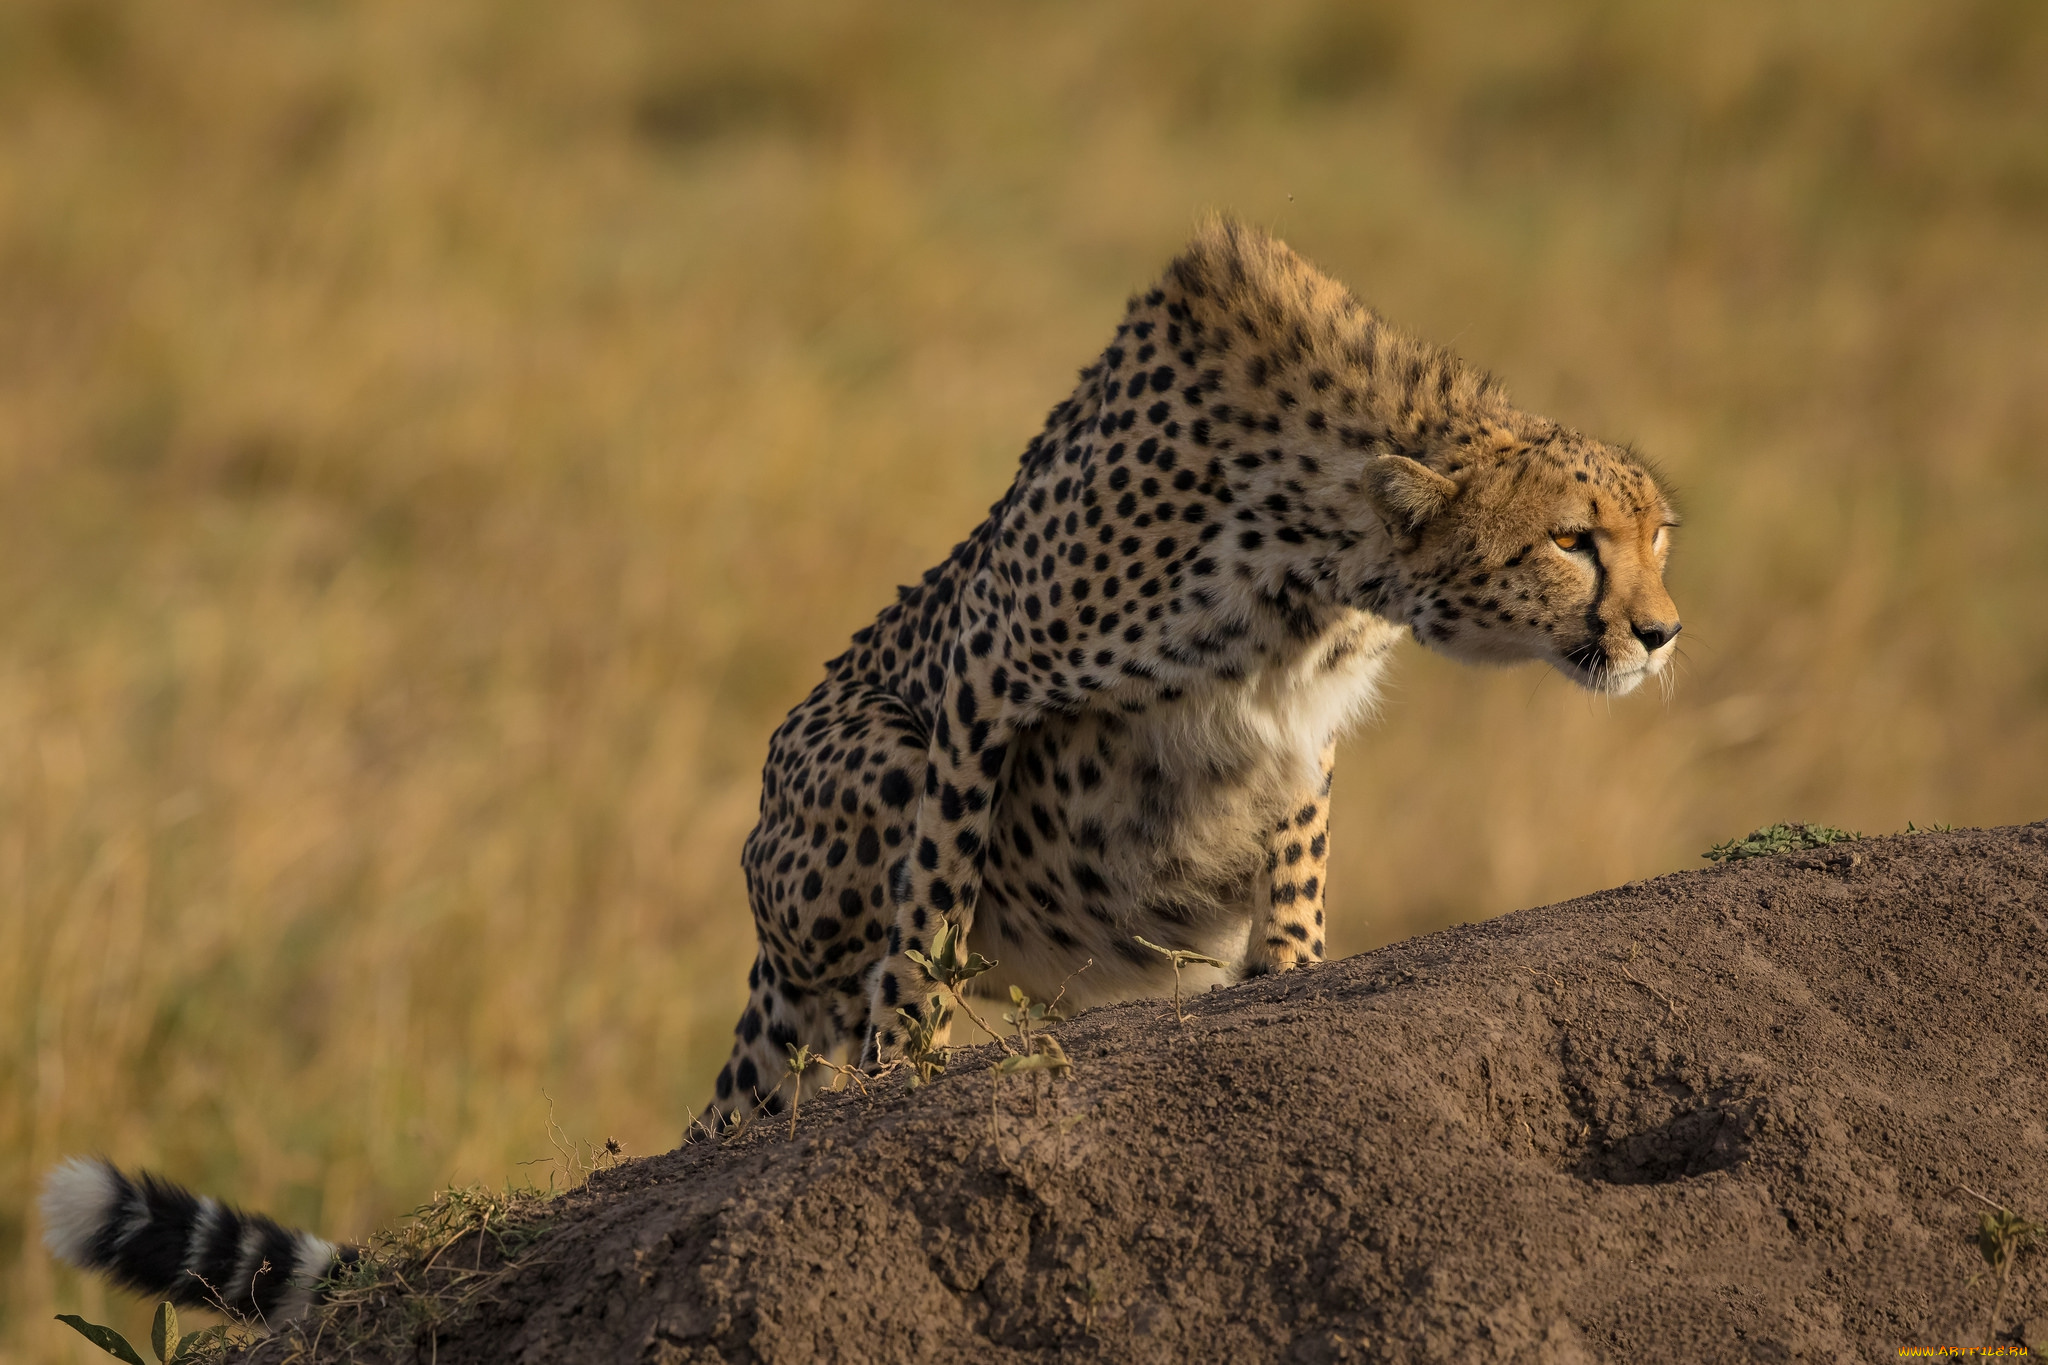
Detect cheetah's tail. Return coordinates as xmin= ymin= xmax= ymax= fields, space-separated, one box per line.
xmin=41 ymin=1157 xmax=358 ymax=1325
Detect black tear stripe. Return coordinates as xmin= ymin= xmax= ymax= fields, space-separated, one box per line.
xmin=1576 ymin=539 xmax=1611 ymax=680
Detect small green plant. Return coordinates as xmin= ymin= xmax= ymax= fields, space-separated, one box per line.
xmin=782 ymin=1043 xmax=817 ymax=1137
xmin=772 ymin=1043 xmax=876 ymax=1137
xmin=1069 ymin=1270 xmax=1112 ymax=1335
xmin=994 ymin=1035 xmax=1071 ymax=1081
xmin=994 ymin=1036 xmax=1072 ymax=1075
xmin=1702 ymin=822 xmax=1863 ymax=862
xmin=989 ymin=1035 xmax=1072 ymax=1138
xmin=1001 ymin=959 xmax=1090 ymax=1050
xmin=904 ymin=927 xmax=1086 ymax=1149
xmin=1960 ymin=1188 xmax=2038 ymax=1346
xmin=1903 ymin=820 xmax=1955 ymax=833
xmin=903 ymin=917 xmax=995 ymax=991
xmin=57 ymin=1301 xmax=231 ymax=1364
xmin=905 ymin=919 xmax=1011 ymax=1049
xmin=1002 ymin=984 xmax=1059 ymax=1049
xmin=1134 ymin=935 xmax=1229 ymax=1023
xmin=987 ymin=967 xmax=1092 ymax=1137
xmin=896 ymin=998 xmax=954 ymax=1086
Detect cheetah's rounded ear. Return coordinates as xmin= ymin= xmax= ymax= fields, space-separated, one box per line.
xmin=1363 ymin=455 xmax=1461 ymax=544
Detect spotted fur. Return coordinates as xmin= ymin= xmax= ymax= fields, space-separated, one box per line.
xmin=702 ymin=219 xmax=1680 ymax=1133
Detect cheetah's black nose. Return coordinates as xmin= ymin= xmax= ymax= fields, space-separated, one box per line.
xmin=1631 ymin=621 xmax=1681 ymax=652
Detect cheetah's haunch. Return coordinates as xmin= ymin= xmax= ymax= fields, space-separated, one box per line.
xmin=703 ymin=219 xmax=1679 ymax=1133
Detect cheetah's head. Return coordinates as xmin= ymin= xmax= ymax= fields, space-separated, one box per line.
xmin=1360 ymin=429 xmax=1681 ymax=696
xmin=1124 ymin=217 xmax=1681 ymax=697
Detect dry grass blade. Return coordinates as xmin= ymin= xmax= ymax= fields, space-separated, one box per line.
xmin=1134 ymin=937 xmax=1230 ymax=1024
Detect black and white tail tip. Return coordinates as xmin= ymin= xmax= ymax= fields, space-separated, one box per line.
xmin=40 ymin=1158 xmax=357 ymax=1325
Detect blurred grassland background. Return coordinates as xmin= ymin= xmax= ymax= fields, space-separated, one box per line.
xmin=2 ymin=0 xmax=2046 ymax=1356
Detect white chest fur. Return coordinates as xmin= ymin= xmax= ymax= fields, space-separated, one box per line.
xmin=976 ymin=610 xmax=1400 ymax=1008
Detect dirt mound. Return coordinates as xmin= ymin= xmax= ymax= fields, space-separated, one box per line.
xmin=343 ymin=825 xmax=2048 ymax=1362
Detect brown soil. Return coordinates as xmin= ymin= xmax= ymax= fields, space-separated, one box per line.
xmin=351 ymin=824 xmax=2048 ymax=1362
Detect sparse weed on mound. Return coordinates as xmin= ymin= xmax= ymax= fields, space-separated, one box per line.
xmin=239 ymin=1184 xmax=554 ymax=1364
xmin=1134 ymin=936 xmax=1229 ymax=1024
xmin=229 ymin=1114 xmax=615 ymax=1362
xmin=1703 ymin=822 xmax=1864 ymax=863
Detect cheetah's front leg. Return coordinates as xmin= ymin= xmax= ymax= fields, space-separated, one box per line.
xmin=1243 ymin=745 xmax=1335 ymax=976
xmin=861 ymin=677 xmax=1014 ymax=1063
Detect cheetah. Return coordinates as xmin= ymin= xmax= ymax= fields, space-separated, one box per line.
xmin=36 ymin=221 xmax=1680 ymax=1320
xmin=706 ymin=218 xmax=1680 ymax=1132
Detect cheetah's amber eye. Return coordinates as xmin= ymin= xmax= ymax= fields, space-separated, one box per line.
xmin=1552 ymin=532 xmax=1591 ymax=553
